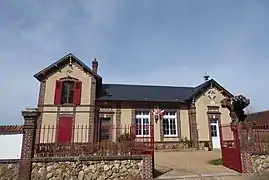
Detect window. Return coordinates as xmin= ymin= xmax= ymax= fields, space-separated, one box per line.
xmin=211 ymin=125 xmax=218 ymax=137
xmin=61 ymin=81 xmax=75 ymax=104
xmin=100 ymin=117 xmax=112 ymax=125
xmin=163 ymin=111 xmax=177 ymax=137
xmin=100 ymin=117 xmax=112 ymax=141
xmin=135 ymin=110 xmax=150 ymax=137
xmin=54 ymin=79 xmax=82 ymax=105
xmin=210 ymin=118 xmax=219 ymax=137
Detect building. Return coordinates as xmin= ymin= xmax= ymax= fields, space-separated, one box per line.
xmin=33 ymin=53 xmax=233 ymax=151
xmin=246 ymin=110 xmax=269 ymax=126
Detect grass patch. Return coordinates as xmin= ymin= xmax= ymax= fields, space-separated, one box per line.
xmin=207 ymin=158 xmax=223 ymax=165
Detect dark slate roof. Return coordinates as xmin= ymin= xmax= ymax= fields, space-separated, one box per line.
xmin=34 ymin=53 xmax=101 ymax=82
xmin=98 ymin=84 xmax=193 ymax=102
xmin=97 ymin=79 xmax=233 ymax=102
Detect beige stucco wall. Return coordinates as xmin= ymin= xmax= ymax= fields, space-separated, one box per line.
xmin=195 ymin=87 xmax=232 ymax=141
xmin=40 ymin=112 xmax=57 ymax=143
xmin=120 ymin=107 xmax=132 ymax=131
xmin=180 ymin=109 xmax=190 ymax=140
xmin=74 ymin=113 xmax=90 ymax=142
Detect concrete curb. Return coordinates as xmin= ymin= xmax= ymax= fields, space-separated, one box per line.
xmin=155 ymin=172 xmax=243 ymax=179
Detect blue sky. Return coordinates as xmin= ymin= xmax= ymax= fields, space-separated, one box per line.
xmin=0 ymin=0 xmax=268 ymax=124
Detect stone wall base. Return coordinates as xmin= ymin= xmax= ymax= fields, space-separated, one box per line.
xmin=251 ymin=154 xmax=269 ymax=173
xmin=31 ymin=156 xmax=152 ymax=180
xmin=32 ymin=160 xmax=142 ymax=180
xmin=154 ymin=141 xmax=211 ymax=151
xmin=0 ymin=160 xmax=19 ymax=180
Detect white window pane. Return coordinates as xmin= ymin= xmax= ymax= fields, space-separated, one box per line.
xmin=163 ymin=118 xmax=169 ymax=135
xmin=135 ymin=111 xmax=150 ymax=136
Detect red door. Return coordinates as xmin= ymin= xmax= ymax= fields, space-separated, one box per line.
xmin=57 ymin=116 xmax=72 ymax=144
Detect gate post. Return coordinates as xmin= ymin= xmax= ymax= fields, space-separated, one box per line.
xmin=19 ymin=108 xmax=40 ymax=180
xmin=231 ymin=124 xmax=241 ymax=149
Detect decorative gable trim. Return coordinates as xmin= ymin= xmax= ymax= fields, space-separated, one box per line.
xmin=34 ymin=53 xmax=101 ymax=82
xmin=185 ymin=79 xmax=233 ymax=101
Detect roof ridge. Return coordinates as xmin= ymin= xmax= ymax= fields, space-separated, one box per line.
xmin=247 ymin=109 xmax=269 ymax=115
xmin=103 ymin=83 xmax=195 ymax=88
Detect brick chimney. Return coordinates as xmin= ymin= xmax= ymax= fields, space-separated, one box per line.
xmin=92 ymin=58 xmax=98 ymax=73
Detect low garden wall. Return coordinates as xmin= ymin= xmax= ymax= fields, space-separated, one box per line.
xmin=154 ymin=140 xmax=211 ymax=151
xmin=0 ymin=156 xmax=153 ymax=180
xmin=31 ymin=155 xmax=152 ymax=180
xmin=251 ymin=153 xmax=269 ymax=173
xmin=0 ymin=159 xmax=19 ymax=180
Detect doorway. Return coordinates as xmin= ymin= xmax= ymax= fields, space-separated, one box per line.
xmin=100 ymin=117 xmax=112 ymax=141
xmin=210 ymin=118 xmax=221 ymax=149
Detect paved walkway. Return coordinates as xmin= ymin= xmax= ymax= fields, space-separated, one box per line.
xmin=154 ymin=150 xmax=252 ymax=179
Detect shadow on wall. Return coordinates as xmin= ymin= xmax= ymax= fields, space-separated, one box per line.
xmin=0 ymin=134 xmax=22 ymax=159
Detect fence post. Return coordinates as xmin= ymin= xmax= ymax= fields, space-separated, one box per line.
xmin=19 ymin=108 xmax=40 ymax=180
xmin=232 ymin=125 xmax=240 ymax=149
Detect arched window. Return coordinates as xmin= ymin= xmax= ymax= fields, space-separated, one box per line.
xmin=61 ymin=81 xmax=75 ymax=104
xmin=54 ymin=78 xmax=82 ymax=105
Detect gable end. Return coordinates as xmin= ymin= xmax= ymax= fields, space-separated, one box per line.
xmin=185 ymin=79 xmax=233 ymax=101
xmin=34 ymin=53 xmax=101 ymax=82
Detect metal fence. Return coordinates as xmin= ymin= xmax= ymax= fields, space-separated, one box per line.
xmin=220 ymin=122 xmax=269 ymax=173
xmin=35 ymin=124 xmax=154 ymax=157
xmin=240 ymin=123 xmax=269 ymax=152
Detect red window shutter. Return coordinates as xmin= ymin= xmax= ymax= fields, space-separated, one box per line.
xmin=73 ymin=81 xmax=82 ymax=105
xmin=57 ymin=116 xmax=72 ymax=144
xmin=54 ymin=80 xmax=62 ymax=105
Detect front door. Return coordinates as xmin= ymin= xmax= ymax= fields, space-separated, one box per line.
xmin=100 ymin=117 xmax=112 ymax=141
xmin=57 ymin=116 xmax=72 ymax=144
xmin=210 ymin=118 xmax=221 ymax=149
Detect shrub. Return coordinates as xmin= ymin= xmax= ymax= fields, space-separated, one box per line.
xmin=117 ymin=132 xmax=136 ymax=142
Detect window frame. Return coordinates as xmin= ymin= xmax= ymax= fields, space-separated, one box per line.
xmin=55 ymin=77 xmax=82 ymax=106
xmin=100 ymin=117 xmax=113 ymax=141
xmin=135 ymin=111 xmax=151 ymax=137
xmin=163 ymin=111 xmax=178 ymax=137
xmin=61 ymin=80 xmax=75 ymax=104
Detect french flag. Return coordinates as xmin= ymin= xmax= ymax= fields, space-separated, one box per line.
xmin=159 ymin=109 xmax=165 ymax=116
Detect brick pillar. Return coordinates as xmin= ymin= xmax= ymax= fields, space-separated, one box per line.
xmin=90 ymin=76 xmax=97 ymax=142
xmin=115 ymin=104 xmax=121 ymax=140
xmin=142 ymin=155 xmax=153 ymax=180
xmin=19 ymin=108 xmax=40 ymax=180
xmin=241 ymin=151 xmax=253 ymax=173
xmin=188 ymin=101 xmax=199 ymax=149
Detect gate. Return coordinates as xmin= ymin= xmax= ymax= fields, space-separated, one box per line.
xmin=219 ymin=124 xmax=243 ymax=172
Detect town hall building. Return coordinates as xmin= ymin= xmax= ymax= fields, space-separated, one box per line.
xmin=34 ymin=53 xmax=233 ymax=150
